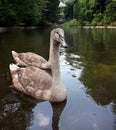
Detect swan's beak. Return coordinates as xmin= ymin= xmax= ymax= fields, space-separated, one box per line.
xmin=59 ymin=33 xmax=68 ymax=48
xmin=60 ymin=37 xmax=68 ymax=48
xmin=61 ymin=40 xmax=68 ymax=48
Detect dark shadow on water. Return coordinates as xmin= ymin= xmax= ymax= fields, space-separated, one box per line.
xmin=0 ymin=91 xmax=67 ymax=130
xmin=0 ymin=93 xmax=37 ymax=130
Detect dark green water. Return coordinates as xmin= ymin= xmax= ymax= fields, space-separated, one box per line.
xmin=0 ymin=27 xmax=116 ymax=130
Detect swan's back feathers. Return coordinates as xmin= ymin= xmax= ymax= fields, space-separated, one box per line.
xmin=18 ymin=66 xmax=52 ymax=90
xmin=9 ymin=64 xmax=52 ymax=100
xmin=12 ymin=51 xmax=47 ymax=68
xmin=12 ymin=51 xmax=29 ymax=66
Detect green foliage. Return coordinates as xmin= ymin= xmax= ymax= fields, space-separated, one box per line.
xmin=93 ymin=0 xmax=107 ymax=13
xmin=64 ymin=0 xmax=116 ymax=26
xmin=104 ymin=1 xmax=116 ymax=24
xmin=0 ymin=0 xmax=18 ymax=26
xmin=0 ymin=0 xmax=115 ymax=26
xmin=61 ymin=19 xmax=79 ymax=27
xmin=91 ymin=13 xmax=103 ymax=26
xmin=0 ymin=0 xmax=59 ymax=26
xmin=64 ymin=2 xmax=74 ymax=19
xmin=41 ymin=0 xmax=59 ymax=24
xmin=72 ymin=0 xmax=95 ymax=25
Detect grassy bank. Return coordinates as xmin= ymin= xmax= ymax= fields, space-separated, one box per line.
xmin=61 ymin=19 xmax=116 ymax=28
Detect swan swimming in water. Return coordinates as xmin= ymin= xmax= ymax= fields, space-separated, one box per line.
xmin=9 ymin=28 xmax=68 ymax=102
xmin=11 ymin=28 xmax=67 ymax=69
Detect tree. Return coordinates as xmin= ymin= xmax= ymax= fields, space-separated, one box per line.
xmin=41 ymin=0 xmax=60 ymax=24
xmin=0 ymin=0 xmax=48 ymax=26
xmin=73 ymin=0 xmax=94 ymax=24
xmin=93 ymin=0 xmax=107 ymax=13
xmin=104 ymin=1 xmax=116 ymax=23
xmin=64 ymin=2 xmax=74 ymax=19
xmin=64 ymin=0 xmax=116 ymax=25
xmin=0 ymin=0 xmax=17 ymax=26
xmin=14 ymin=0 xmax=48 ymax=26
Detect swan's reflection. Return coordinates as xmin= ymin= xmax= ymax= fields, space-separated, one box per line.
xmin=51 ymin=100 xmax=67 ymax=130
xmin=0 ymin=93 xmax=66 ymax=130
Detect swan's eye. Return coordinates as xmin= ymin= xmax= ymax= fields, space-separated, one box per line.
xmin=59 ymin=35 xmax=64 ymax=41
xmin=55 ymin=32 xmax=60 ymax=38
xmin=55 ymin=31 xmax=64 ymax=43
xmin=56 ymin=32 xmax=60 ymax=36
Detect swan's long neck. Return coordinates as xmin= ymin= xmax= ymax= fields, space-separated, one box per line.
xmin=49 ymin=38 xmax=61 ymax=85
xmin=48 ymin=35 xmax=53 ymax=64
xmin=49 ymin=32 xmax=67 ymax=102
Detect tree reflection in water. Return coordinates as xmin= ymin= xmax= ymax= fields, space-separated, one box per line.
xmin=0 ymin=92 xmax=66 ymax=130
xmin=64 ymin=27 xmax=116 ymax=102
xmin=63 ymin=27 xmax=116 ymax=129
xmin=0 ymin=93 xmax=34 ymax=129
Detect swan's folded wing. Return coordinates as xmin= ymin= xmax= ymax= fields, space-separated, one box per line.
xmin=18 ymin=66 xmax=52 ymax=90
xmin=18 ymin=52 xmax=47 ymax=65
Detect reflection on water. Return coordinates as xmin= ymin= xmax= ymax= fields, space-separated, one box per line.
xmin=0 ymin=27 xmax=116 ymax=130
xmin=0 ymin=93 xmax=66 ymax=130
xmin=0 ymin=94 xmax=35 ymax=129
xmin=64 ymin=27 xmax=116 ymax=105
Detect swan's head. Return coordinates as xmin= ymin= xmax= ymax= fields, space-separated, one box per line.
xmin=51 ymin=28 xmax=68 ymax=48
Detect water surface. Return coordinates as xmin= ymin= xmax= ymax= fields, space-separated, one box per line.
xmin=0 ymin=27 xmax=116 ymax=130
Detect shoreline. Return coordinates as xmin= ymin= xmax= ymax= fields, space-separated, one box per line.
xmin=80 ymin=26 xmax=116 ymax=29
xmin=0 ymin=25 xmax=116 ymax=32
xmin=0 ymin=26 xmax=40 ymax=32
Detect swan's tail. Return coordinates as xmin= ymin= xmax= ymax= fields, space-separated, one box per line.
xmin=12 ymin=50 xmax=21 ymax=64
xmin=12 ymin=50 xmax=18 ymax=58
xmin=9 ymin=63 xmax=26 ymax=93
xmin=9 ymin=63 xmax=20 ymax=73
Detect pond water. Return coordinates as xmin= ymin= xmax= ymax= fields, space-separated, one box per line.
xmin=0 ymin=27 xmax=116 ymax=130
